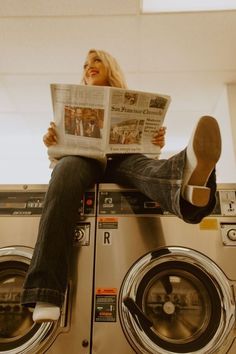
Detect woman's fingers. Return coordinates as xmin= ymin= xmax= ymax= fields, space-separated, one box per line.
xmin=152 ymin=126 xmax=166 ymax=148
xmin=43 ymin=122 xmax=58 ymax=147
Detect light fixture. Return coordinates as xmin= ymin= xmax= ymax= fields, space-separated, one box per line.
xmin=141 ymin=0 xmax=236 ymax=13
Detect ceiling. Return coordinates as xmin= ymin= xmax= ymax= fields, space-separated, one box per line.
xmin=0 ymin=0 xmax=236 ymax=182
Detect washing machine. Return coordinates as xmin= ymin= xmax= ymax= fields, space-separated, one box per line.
xmin=92 ymin=183 xmax=236 ymax=354
xmin=0 ymin=184 xmax=96 ymax=354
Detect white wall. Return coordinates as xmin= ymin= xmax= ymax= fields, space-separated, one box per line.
xmin=213 ymin=84 xmax=236 ymax=182
xmin=0 ymin=134 xmax=51 ymax=183
xmin=227 ymin=83 xmax=236 ymax=159
xmin=0 ymin=6 xmax=235 ymax=184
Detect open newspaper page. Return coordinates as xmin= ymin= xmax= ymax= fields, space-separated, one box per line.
xmin=48 ymin=84 xmax=171 ymax=162
xmin=106 ymin=87 xmax=171 ymax=156
xmin=48 ymin=84 xmax=110 ymax=162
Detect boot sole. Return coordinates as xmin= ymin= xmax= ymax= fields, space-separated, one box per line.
xmin=188 ymin=115 xmax=221 ymax=186
xmin=184 ymin=116 xmax=221 ymax=207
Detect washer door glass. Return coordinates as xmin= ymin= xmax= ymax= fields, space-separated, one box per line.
xmin=0 ymin=247 xmax=58 ymax=354
xmin=119 ymin=247 xmax=235 ymax=354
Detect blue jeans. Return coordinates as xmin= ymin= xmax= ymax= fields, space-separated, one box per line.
xmin=21 ymin=151 xmax=216 ymax=307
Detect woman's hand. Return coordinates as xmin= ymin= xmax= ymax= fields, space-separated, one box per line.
xmin=43 ymin=122 xmax=58 ymax=147
xmin=151 ymin=126 xmax=166 ymax=149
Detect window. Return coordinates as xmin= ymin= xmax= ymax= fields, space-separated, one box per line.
xmin=141 ymin=0 xmax=236 ymax=13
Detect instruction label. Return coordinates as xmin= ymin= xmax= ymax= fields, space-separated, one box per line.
xmin=98 ymin=217 xmax=118 ymax=229
xmin=95 ymin=288 xmax=117 ymax=322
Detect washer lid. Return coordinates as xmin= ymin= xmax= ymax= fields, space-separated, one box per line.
xmin=119 ymin=247 xmax=236 ymax=354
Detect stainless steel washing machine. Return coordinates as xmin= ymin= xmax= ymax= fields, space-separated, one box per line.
xmin=0 ymin=184 xmax=96 ymax=354
xmin=92 ymin=183 xmax=236 ymax=354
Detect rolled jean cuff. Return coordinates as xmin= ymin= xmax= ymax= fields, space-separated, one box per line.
xmin=180 ymin=169 xmax=217 ymax=224
xmin=21 ymin=288 xmax=65 ymax=308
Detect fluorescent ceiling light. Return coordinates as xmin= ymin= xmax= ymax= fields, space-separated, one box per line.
xmin=142 ymin=0 xmax=236 ymax=13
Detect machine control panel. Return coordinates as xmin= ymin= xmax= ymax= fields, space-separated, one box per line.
xmin=218 ymin=190 xmax=236 ymax=216
xmin=0 ymin=192 xmax=45 ymax=215
xmin=0 ymin=190 xmax=96 ymax=216
xmin=98 ymin=190 xmax=164 ymax=215
xmin=98 ymin=190 xmax=231 ymax=216
xmin=78 ymin=191 xmax=96 ymax=216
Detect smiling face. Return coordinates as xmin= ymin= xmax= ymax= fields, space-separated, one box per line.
xmin=83 ymin=52 xmax=110 ymax=87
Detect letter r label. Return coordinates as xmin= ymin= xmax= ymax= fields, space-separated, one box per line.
xmin=103 ymin=231 xmax=111 ymax=245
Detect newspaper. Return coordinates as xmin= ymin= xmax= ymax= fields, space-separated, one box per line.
xmin=48 ymin=84 xmax=171 ymax=161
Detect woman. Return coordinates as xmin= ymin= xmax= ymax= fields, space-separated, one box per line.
xmin=21 ymin=49 xmax=221 ymax=322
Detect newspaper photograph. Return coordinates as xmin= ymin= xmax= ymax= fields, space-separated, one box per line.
xmin=48 ymin=84 xmax=171 ymax=161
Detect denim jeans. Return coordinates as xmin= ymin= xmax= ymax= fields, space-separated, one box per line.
xmin=21 ymin=151 xmax=216 ymax=307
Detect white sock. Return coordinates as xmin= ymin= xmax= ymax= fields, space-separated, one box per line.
xmin=32 ymin=302 xmax=60 ymax=322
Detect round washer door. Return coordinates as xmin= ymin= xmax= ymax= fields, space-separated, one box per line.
xmin=119 ymin=246 xmax=236 ymax=354
xmin=0 ymin=246 xmax=60 ymax=354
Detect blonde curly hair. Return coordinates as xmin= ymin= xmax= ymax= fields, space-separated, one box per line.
xmin=81 ymin=49 xmax=128 ymax=89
